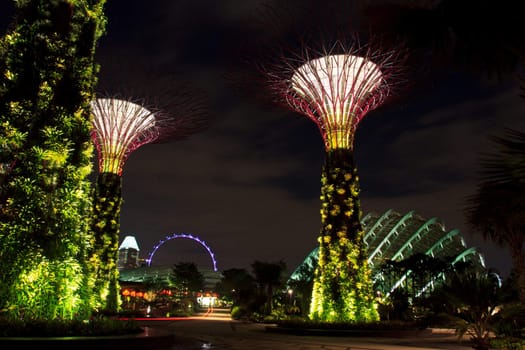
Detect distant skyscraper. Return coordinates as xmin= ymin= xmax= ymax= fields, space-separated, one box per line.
xmin=118 ymin=235 xmax=140 ymax=269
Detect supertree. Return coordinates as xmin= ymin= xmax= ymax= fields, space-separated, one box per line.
xmin=265 ymin=38 xmax=405 ymax=322
xmin=89 ymin=92 xmax=207 ymax=313
xmin=0 ymin=0 xmax=106 ymax=319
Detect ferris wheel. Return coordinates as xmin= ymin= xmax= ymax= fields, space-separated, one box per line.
xmin=145 ymin=233 xmax=218 ymax=271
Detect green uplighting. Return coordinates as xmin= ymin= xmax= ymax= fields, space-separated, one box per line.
xmin=308 ymin=149 xmax=379 ymax=322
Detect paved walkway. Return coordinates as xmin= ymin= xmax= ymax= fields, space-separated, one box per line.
xmin=137 ymin=309 xmax=474 ymax=350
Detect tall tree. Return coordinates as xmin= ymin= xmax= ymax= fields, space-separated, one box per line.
xmin=464 ymin=128 xmax=525 ymax=303
xmin=171 ymin=262 xmax=204 ymax=294
xmin=0 ymin=0 xmax=106 ymax=319
xmin=215 ymin=268 xmax=256 ymax=306
xmin=251 ymin=260 xmax=286 ymax=315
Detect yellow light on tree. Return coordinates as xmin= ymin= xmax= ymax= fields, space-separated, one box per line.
xmin=265 ymin=38 xmax=405 ymax=322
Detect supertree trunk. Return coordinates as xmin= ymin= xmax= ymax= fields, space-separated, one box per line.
xmin=91 ymin=172 xmax=122 ymax=313
xmin=309 ymin=148 xmax=378 ymax=322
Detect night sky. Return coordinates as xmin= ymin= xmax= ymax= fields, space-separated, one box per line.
xmin=1 ymin=1 xmax=524 ymax=278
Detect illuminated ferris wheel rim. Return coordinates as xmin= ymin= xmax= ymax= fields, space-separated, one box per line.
xmin=145 ymin=233 xmax=218 ymax=271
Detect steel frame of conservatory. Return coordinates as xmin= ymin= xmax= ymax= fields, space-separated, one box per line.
xmin=289 ymin=209 xmax=487 ymax=297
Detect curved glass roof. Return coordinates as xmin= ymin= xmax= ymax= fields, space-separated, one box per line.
xmin=289 ymin=210 xmax=487 ymax=296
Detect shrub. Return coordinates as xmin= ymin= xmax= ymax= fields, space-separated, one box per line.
xmin=0 ymin=317 xmax=143 ymax=337
xmin=231 ymin=306 xmax=248 ymax=320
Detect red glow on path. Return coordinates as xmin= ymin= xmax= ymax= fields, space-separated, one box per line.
xmin=119 ymin=316 xmax=192 ymax=321
xmin=119 ymin=306 xmax=222 ymax=322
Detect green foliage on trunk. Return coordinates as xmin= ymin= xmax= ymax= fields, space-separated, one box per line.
xmin=91 ymin=172 xmax=122 ymax=314
xmin=309 ymin=149 xmax=379 ymax=323
xmin=0 ymin=0 xmax=106 ymax=319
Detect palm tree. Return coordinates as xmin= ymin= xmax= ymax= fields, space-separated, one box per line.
xmin=215 ymin=268 xmax=256 ymax=307
xmin=464 ymin=128 xmax=525 ymax=303
xmin=436 ymin=270 xmax=502 ymax=350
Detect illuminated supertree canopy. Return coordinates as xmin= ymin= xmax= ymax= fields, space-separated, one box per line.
xmin=265 ymin=37 xmax=405 ymax=323
xmin=282 ymin=42 xmax=400 ymax=151
xmin=90 ymin=98 xmax=159 ymax=176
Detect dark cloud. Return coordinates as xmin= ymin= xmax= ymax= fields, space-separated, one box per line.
xmin=1 ymin=1 xmax=523 ymax=278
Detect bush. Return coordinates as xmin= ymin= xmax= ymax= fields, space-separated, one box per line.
xmin=231 ymin=306 xmax=248 ymax=320
xmin=491 ymin=303 xmax=525 ymax=350
xmin=0 ymin=317 xmax=143 ymax=337
xmin=275 ymin=319 xmax=422 ymax=330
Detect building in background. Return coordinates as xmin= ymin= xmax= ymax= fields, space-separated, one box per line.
xmin=289 ymin=209 xmax=489 ymax=298
xmin=118 ymin=235 xmax=141 ymax=269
